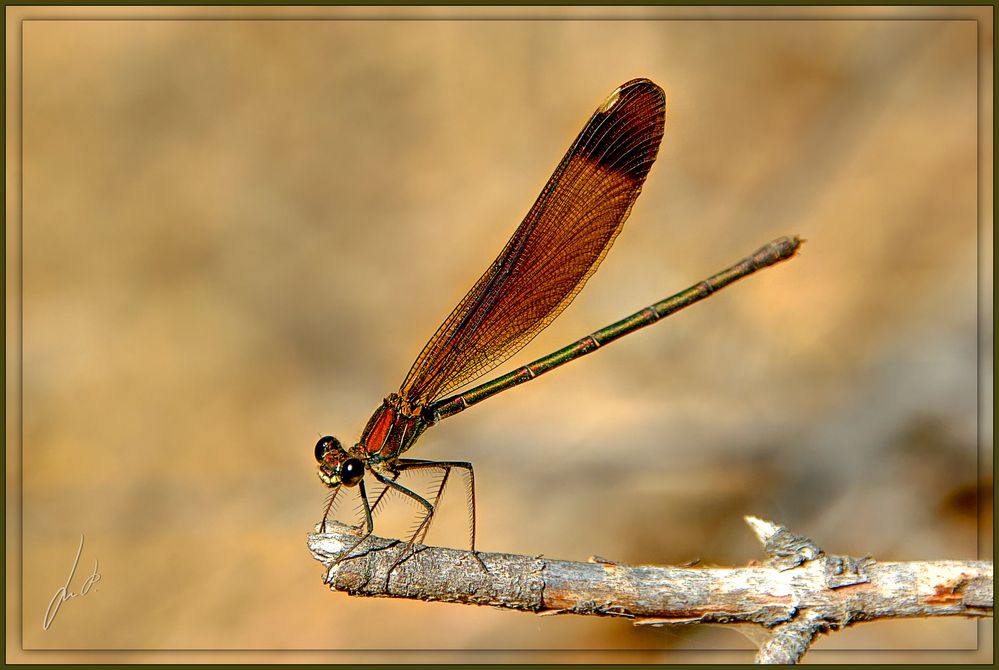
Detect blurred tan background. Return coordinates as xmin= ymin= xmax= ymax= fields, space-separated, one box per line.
xmin=7 ymin=5 xmax=992 ymax=664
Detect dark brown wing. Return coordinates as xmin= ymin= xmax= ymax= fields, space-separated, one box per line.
xmin=401 ymin=78 xmax=667 ymax=406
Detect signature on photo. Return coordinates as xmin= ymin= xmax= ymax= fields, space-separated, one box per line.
xmin=43 ymin=533 xmax=101 ymax=631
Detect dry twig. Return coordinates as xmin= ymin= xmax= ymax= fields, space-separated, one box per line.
xmin=307 ymin=516 xmax=992 ymax=663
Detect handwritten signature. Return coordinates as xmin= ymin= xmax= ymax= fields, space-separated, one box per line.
xmin=43 ymin=533 xmax=101 ymax=631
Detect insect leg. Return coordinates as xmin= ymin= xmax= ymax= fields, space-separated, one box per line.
xmin=369 ymin=470 xmax=435 ymax=576
xmin=333 ymin=478 xmax=376 ymax=564
xmin=318 ymin=486 xmax=341 ymax=534
xmin=394 ymin=459 xmax=487 ymax=572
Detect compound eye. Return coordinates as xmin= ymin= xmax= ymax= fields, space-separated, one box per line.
xmin=314 ymin=436 xmax=340 ymax=462
xmin=340 ymin=458 xmax=365 ymax=487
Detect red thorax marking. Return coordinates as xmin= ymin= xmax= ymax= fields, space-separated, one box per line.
xmin=363 ymin=405 xmax=395 ymax=454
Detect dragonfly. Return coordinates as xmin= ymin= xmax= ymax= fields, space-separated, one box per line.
xmin=314 ymin=78 xmax=801 ymax=569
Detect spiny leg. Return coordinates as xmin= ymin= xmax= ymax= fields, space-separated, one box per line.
xmin=429 ymin=469 xmax=452 ymax=543
xmin=322 ymin=481 xmax=385 ymax=535
xmin=333 ymin=479 xmax=376 ymax=565
xmin=370 ymin=470 xmax=435 ymax=577
xmin=395 ymin=459 xmax=487 ymax=572
xmin=341 ymin=472 xmax=401 ymax=534
xmin=366 ymin=471 xmax=400 ymax=520
xmin=394 ymin=460 xmax=472 ymax=548
xmin=319 ymin=486 xmax=341 ymax=533
xmin=415 ymin=467 xmax=450 ymax=546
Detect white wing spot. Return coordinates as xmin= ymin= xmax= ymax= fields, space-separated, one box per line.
xmin=598 ymin=88 xmax=621 ymax=114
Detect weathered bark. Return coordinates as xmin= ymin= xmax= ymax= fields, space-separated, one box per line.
xmin=307 ymin=516 xmax=992 ymax=664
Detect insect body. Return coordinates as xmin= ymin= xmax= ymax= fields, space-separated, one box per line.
xmin=313 ymin=78 xmax=800 ymax=568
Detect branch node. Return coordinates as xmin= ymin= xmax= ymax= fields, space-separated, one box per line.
xmin=745 ymin=515 xmax=823 ymax=570
xmin=824 ymin=553 xmax=876 ymax=589
xmin=755 ymin=612 xmax=827 ymax=664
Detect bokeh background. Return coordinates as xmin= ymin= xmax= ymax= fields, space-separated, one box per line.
xmin=7 ymin=4 xmax=992 ymax=664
